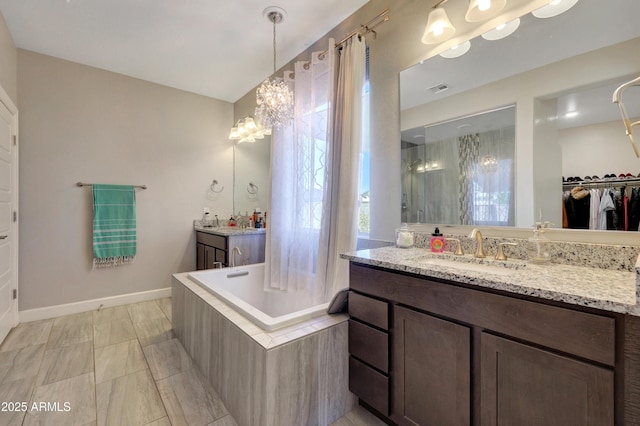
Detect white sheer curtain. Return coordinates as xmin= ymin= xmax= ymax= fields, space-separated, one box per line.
xmin=316 ymin=36 xmax=367 ymax=302
xmin=264 ymin=40 xmax=336 ymax=295
xmin=264 ymin=36 xmax=367 ymax=304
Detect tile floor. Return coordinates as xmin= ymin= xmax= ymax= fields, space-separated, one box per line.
xmin=0 ymin=298 xmax=385 ymax=426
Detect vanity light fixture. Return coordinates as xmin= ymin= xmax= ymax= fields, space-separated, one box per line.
xmin=229 ymin=116 xmax=271 ymax=144
xmin=532 ymin=0 xmax=580 ymax=18
xmin=255 ymin=6 xmax=294 ymax=131
xmin=422 ymin=0 xmax=456 ymax=44
xmin=481 ymin=18 xmax=520 ymax=40
xmin=465 ymin=0 xmax=507 ymax=22
xmin=439 ymin=40 xmax=471 ymax=58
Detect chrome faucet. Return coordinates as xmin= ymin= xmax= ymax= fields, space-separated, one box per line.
xmin=231 ymin=247 xmax=242 ymax=267
xmin=468 ymin=228 xmax=486 ymax=258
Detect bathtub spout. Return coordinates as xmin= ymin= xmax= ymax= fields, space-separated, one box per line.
xmin=231 ymin=247 xmax=242 ymax=267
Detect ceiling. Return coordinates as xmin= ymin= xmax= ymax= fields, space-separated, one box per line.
xmin=0 ymin=0 xmax=370 ymax=103
xmin=400 ymin=0 xmax=640 ymax=144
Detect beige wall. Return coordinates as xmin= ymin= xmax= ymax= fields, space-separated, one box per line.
xmin=560 ymin=119 xmax=640 ymax=178
xmin=18 ymin=50 xmax=233 ymax=311
xmin=0 ymin=9 xmax=17 ymax=104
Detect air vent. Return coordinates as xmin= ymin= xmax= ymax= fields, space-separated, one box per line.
xmin=428 ymin=83 xmax=449 ymax=94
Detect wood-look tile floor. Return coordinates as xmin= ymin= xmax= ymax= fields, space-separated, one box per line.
xmin=0 ymin=298 xmax=384 ymax=426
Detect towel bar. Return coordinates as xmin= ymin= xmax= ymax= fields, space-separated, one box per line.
xmin=77 ymin=182 xmax=147 ymax=190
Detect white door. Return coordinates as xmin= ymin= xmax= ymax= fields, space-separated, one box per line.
xmin=0 ymin=88 xmax=17 ymax=345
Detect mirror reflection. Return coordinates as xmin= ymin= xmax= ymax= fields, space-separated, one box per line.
xmin=401 ymin=106 xmax=515 ymax=226
xmin=400 ymin=0 xmax=640 ymax=230
xmin=233 ymin=136 xmax=270 ymax=216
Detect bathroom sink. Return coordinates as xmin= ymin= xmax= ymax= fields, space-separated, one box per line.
xmin=409 ymin=252 xmax=527 ymax=273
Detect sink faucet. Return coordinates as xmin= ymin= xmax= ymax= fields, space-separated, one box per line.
xmin=231 ymin=247 xmax=242 ymax=267
xmin=468 ymin=228 xmax=486 ymax=258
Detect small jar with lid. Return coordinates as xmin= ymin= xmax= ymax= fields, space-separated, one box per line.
xmin=395 ymin=223 xmax=414 ymax=249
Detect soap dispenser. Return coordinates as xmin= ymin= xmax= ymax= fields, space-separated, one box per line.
xmin=430 ymin=227 xmax=445 ymax=253
xmin=527 ymin=222 xmax=551 ymax=264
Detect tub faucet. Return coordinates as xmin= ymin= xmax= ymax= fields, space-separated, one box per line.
xmin=468 ymin=228 xmax=486 ymax=258
xmin=231 ymin=247 xmax=242 ymax=267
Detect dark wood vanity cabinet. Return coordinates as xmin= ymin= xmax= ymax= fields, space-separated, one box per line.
xmin=348 ymin=291 xmax=390 ymax=415
xmin=348 ymin=263 xmax=627 ymax=426
xmin=394 ymin=306 xmax=470 ymax=426
xmin=480 ymin=333 xmax=613 ymax=425
xmin=196 ymin=231 xmax=265 ymax=269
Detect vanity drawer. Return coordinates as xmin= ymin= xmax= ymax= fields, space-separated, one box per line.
xmin=349 ymin=356 xmax=389 ymax=415
xmin=196 ymin=232 xmax=227 ymax=250
xmin=349 ymin=320 xmax=388 ymax=373
xmin=349 ymin=291 xmax=389 ymax=330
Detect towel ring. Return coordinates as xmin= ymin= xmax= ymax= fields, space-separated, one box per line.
xmin=210 ymin=180 xmax=224 ymax=193
xmin=247 ymin=182 xmax=259 ymax=195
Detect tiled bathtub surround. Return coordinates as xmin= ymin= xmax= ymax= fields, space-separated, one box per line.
xmin=172 ymin=274 xmax=355 ymax=426
xmin=412 ymin=231 xmax=640 ymax=272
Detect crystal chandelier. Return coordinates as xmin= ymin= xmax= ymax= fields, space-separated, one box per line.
xmin=255 ymin=7 xmax=294 ymax=131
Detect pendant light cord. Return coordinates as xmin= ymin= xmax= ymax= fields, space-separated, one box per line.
xmin=272 ymin=17 xmax=277 ymax=75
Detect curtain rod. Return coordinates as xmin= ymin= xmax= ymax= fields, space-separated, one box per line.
xmin=318 ymin=8 xmax=390 ymax=58
xmin=77 ymin=182 xmax=148 ymax=190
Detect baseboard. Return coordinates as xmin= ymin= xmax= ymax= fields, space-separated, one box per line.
xmin=18 ymin=287 xmax=172 ymax=323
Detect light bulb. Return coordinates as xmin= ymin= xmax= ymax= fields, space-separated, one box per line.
xmin=479 ymin=0 xmax=491 ymax=11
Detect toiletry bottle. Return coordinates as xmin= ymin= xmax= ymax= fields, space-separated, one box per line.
xmin=395 ymin=223 xmax=414 ymax=248
xmin=527 ymin=222 xmax=551 ymax=264
xmin=202 ymin=211 xmax=212 ymax=227
xmin=229 ymin=216 xmax=236 ymax=227
xmin=430 ymin=227 xmax=445 ymax=253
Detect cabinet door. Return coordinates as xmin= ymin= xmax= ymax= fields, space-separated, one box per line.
xmin=393 ymin=306 xmax=470 ymax=426
xmin=481 ymin=333 xmax=614 ymax=426
xmin=196 ymin=243 xmax=205 ymax=270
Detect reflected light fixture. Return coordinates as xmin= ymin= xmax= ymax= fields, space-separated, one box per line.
xmin=532 ymin=0 xmax=580 ymax=18
xmin=465 ymin=0 xmax=507 ymax=22
xmin=422 ymin=0 xmax=456 ymax=44
xmin=439 ymin=40 xmax=472 ymax=58
xmin=229 ymin=116 xmax=271 ymax=144
xmin=481 ymin=18 xmax=520 ymax=40
xmin=255 ymin=6 xmax=294 ymax=131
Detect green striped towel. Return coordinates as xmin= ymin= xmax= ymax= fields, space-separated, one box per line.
xmin=92 ymin=184 xmax=137 ymax=269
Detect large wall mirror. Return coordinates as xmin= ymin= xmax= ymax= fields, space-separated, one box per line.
xmin=400 ymin=0 xmax=640 ymax=230
xmin=233 ymin=136 xmax=270 ymax=216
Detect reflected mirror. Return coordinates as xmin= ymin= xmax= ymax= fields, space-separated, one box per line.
xmin=400 ymin=0 xmax=640 ymax=229
xmin=402 ymin=106 xmax=515 ymax=226
xmin=233 ymin=136 xmax=270 ymax=216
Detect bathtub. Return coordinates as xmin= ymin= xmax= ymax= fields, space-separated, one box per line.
xmin=187 ymin=263 xmax=329 ymax=331
xmin=173 ymin=267 xmax=355 ymax=425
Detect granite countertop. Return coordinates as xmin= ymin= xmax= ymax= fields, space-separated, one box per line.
xmin=195 ymin=223 xmax=266 ymax=236
xmin=341 ymin=246 xmax=640 ymax=316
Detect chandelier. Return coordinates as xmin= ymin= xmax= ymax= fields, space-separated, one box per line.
xmin=228 ymin=116 xmax=271 ymax=144
xmin=255 ymin=7 xmax=294 ymax=131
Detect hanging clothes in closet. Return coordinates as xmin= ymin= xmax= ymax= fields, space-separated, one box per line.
xmin=564 ymin=186 xmax=590 ymax=229
xmin=562 ymin=177 xmax=640 ymax=231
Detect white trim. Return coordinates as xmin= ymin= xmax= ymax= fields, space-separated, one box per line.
xmin=18 ymin=287 xmax=171 ymax=323
xmin=0 ymin=84 xmax=17 ymax=114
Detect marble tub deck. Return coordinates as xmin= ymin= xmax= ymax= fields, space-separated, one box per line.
xmin=173 ymin=272 xmax=348 ymax=349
